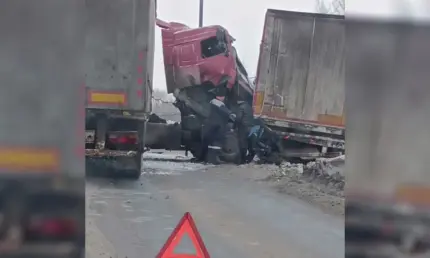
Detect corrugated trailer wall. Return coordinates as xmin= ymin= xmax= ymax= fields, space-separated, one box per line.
xmin=254 ymin=10 xmax=345 ymax=127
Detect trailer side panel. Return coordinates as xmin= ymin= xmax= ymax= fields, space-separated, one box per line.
xmin=254 ymin=10 xmax=345 ymax=128
xmin=0 ymin=0 xmax=86 ymax=177
xmin=85 ymin=0 xmax=155 ymax=112
xmin=346 ymin=20 xmax=430 ymax=198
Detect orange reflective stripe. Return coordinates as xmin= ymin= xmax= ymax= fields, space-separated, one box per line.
xmin=0 ymin=148 xmax=59 ymax=172
xmin=395 ymin=184 xmax=430 ymax=206
xmin=88 ymin=90 xmax=127 ymax=105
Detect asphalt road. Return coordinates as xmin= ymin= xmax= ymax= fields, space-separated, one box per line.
xmin=86 ymin=152 xmax=344 ymax=258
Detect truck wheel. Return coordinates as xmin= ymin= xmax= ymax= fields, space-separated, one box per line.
xmin=220 ymin=132 xmax=241 ymax=164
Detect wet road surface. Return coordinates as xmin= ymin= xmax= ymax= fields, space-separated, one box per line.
xmin=86 ymin=152 xmax=344 ymax=258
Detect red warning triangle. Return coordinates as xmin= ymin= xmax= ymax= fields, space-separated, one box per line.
xmin=156 ymin=212 xmax=211 ymax=258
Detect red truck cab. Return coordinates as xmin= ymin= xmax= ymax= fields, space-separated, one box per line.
xmin=157 ymin=19 xmax=254 ymax=102
xmin=156 ymin=19 xmax=255 ymax=163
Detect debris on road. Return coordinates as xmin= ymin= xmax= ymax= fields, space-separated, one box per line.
xmin=303 ymin=155 xmax=345 ymax=190
xmin=239 ymin=155 xmax=345 ymax=216
xmin=142 ymin=150 xmax=192 ymax=161
xmin=86 ymin=149 xmax=137 ymax=157
xmin=251 ymin=155 xmax=345 ymax=191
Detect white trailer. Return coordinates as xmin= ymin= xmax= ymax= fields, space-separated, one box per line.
xmin=253 ymin=10 xmax=345 ymax=159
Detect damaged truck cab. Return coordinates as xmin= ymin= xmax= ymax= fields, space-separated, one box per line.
xmin=157 ymin=19 xmax=255 ymax=163
xmin=157 ymin=19 xmax=253 ymax=100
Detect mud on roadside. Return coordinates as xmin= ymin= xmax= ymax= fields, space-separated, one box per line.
xmin=241 ymin=157 xmax=345 ymax=217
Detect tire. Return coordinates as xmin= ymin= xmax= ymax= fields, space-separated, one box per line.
xmin=219 ymin=131 xmax=241 ymax=164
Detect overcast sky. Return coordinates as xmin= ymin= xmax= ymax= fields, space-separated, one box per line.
xmin=153 ymin=0 xmax=319 ymax=91
xmin=152 ymin=0 xmax=429 ymax=91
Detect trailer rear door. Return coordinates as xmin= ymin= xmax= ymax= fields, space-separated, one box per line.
xmin=84 ymin=0 xmax=156 ymax=112
xmin=0 ymin=0 xmax=86 ymax=177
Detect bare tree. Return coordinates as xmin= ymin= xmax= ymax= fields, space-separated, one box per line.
xmin=316 ymin=0 xmax=344 ymax=15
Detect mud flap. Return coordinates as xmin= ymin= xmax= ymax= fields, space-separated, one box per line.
xmin=86 ymin=152 xmax=142 ymax=179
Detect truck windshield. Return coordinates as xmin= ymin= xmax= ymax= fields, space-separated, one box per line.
xmin=201 ymin=36 xmax=226 ymax=58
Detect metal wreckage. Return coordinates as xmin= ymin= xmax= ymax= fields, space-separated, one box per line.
xmin=84 ymin=0 xmax=345 ymax=179
xmin=85 ymin=0 xmax=283 ymax=179
xmin=153 ymin=18 xmax=281 ymax=165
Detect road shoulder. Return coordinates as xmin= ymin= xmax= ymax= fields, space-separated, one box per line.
xmin=222 ymin=162 xmax=345 ymax=216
